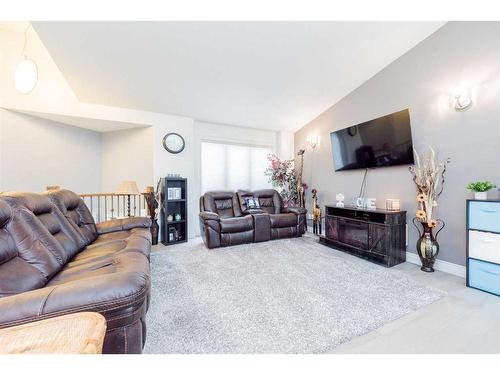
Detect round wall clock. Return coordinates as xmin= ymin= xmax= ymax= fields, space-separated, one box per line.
xmin=162 ymin=133 xmax=185 ymax=154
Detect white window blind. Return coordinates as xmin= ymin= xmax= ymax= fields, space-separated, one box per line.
xmin=201 ymin=141 xmax=272 ymax=193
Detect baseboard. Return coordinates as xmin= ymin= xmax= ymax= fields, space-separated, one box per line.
xmin=405 ymin=251 xmax=466 ymax=278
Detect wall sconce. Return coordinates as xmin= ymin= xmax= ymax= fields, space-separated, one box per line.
xmin=306 ymin=134 xmax=319 ymax=149
xmin=453 ymin=88 xmax=473 ymax=111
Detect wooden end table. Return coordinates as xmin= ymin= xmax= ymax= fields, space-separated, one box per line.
xmin=0 ymin=312 xmax=107 ymax=354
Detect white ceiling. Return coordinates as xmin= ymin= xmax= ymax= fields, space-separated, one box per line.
xmin=9 ymin=109 xmax=150 ymax=132
xmin=33 ymin=21 xmax=445 ymax=131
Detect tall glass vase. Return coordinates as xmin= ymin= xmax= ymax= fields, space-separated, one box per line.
xmin=412 ymin=218 xmax=445 ymax=272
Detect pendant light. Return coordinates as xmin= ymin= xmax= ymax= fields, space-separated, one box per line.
xmin=14 ymin=24 xmax=38 ymax=94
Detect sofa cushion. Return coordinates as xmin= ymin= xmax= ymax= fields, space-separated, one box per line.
xmin=0 ymin=200 xmax=47 ymax=297
xmin=1 ymin=192 xmax=86 ymax=258
xmin=246 ymin=189 xmax=283 ymax=214
xmin=46 ymin=189 xmax=98 ymax=246
xmin=203 ymin=191 xmax=241 ymax=218
xmin=78 ymin=234 xmax=151 ymax=260
xmin=93 ymin=227 xmax=151 ymax=244
xmin=47 ymin=251 xmax=149 ymax=286
xmin=269 ymin=213 xmax=297 ymax=228
xmin=0 ymin=194 xmax=84 ymax=284
xmin=220 ymin=216 xmax=254 ymax=233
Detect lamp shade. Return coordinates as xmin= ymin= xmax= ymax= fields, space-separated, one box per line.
xmin=15 ymin=58 xmax=38 ymax=94
xmin=116 ymin=181 xmax=140 ymax=195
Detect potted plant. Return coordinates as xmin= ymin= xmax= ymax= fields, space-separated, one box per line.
xmin=467 ymin=181 xmax=496 ymax=200
xmin=409 ymin=145 xmax=450 ymax=272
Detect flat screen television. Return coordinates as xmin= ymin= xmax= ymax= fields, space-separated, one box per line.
xmin=330 ymin=109 xmax=414 ymax=171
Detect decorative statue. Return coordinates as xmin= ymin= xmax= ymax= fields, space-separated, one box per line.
xmin=311 ymin=188 xmax=322 ymax=235
xmin=296 ymin=149 xmax=306 ymax=208
xmin=143 ymin=181 xmax=161 ymax=245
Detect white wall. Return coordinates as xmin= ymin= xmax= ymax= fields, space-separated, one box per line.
xmin=101 ymin=127 xmax=154 ymax=192
xmin=0 ymin=24 xmax=296 ymax=241
xmin=192 ymin=120 xmax=283 ymax=234
xmin=0 ymin=110 xmax=102 ymax=193
xmin=153 ymin=117 xmax=196 ymax=239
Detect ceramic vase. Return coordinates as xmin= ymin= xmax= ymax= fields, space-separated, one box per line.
xmin=474 ymin=191 xmax=487 ymax=200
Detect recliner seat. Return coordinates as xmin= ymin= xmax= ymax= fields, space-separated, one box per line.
xmin=199 ymin=189 xmax=306 ymax=249
xmin=0 ymin=190 xmax=152 ymax=354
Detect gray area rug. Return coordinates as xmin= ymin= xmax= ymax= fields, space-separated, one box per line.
xmin=144 ymin=236 xmax=445 ymax=353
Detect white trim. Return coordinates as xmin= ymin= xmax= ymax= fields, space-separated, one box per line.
xmin=405 ymin=251 xmax=466 ymax=278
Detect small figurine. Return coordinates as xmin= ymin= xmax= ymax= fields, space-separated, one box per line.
xmin=312 ymin=189 xmax=322 ymax=235
xmin=336 ymin=193 xmax=345 ymax=207
xmin=366 ymin=198 xmax=377 ymax=210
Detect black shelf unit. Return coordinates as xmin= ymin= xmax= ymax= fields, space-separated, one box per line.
xmin=161 ymin=177 xmax=188 ymax=246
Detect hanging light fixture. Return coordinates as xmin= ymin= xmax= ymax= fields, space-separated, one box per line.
xmin=14 ymin=24 xmax=38 ymax=94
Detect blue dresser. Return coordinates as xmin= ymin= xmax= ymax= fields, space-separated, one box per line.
xmin=467 ymin=200 xmax=500 ymax=296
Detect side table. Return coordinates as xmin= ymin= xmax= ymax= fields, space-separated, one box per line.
xmin=0 ymin=312 xmax=106 ymax=354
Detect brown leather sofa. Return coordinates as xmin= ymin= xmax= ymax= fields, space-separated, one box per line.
xmin=199 ymin=189 xmax=306 ymax=249
xmin=0 ymin=189 xmax=151 ymax=354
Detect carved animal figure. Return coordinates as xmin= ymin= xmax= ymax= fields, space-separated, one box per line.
xmin=296 ymin=149 xmax=305 ymax=207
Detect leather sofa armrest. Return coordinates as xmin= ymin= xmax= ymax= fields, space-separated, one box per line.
xmin=199 ymin=211 xmax=220 ymax=221
xmin=96 ymin=217 xmax=151 ymax=235
xmin=0 ymin=271 xmax=149 ymax=329
xmin=282 ymin=207 xmax=307 ymax=215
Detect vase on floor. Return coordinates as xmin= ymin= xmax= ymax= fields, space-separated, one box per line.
xmin=413 ymin=218 xmax=445 ymax=272
xmin=150 ymin=219 xmax=159 ymax=245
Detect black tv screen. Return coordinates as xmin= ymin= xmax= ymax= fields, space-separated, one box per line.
xmin=330 ymin=109 xmax=414 ymax=171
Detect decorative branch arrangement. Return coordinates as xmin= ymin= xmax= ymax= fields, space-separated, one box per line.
xmin=409 ymin=145 xmax=450 ymax=226
xmin=265 ymin=153 xmax=307 ymax=207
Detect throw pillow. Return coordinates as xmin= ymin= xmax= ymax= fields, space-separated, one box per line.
xmin=244 ymin=197 xmax=260 ymax=209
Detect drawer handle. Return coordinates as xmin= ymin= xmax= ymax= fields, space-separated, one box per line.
xmin=480 ymin=208 xmax=498 ymax=213
xmin=480 ymin=238 xmax=496 ymax=243
xmin=481 ymin=269 xmax=500 ymax=276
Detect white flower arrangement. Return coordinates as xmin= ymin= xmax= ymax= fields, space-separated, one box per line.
xmin=409 ymin=145 xmax=450 ymax=226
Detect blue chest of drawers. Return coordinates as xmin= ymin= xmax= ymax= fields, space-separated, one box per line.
xmin=467 ymin=200 xmax=500 ymax=296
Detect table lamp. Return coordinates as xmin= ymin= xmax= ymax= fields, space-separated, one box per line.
xmin=116 ymin=181 xmax=140 ymax=217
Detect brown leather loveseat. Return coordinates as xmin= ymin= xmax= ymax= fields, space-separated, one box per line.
xmin=199 ymin=189 xmax=306 ymax=249
xmin=0 ymin=189 xmax=151 ymax=354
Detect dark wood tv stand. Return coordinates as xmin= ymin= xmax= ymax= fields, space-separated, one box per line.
xmin=319 ymin=205 xmax=407 ymax=267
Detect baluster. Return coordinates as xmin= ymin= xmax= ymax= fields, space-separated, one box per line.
xmin=97 ymin=196 xmax=101 ymax=223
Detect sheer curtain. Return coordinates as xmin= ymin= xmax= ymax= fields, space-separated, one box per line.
xmin=201 ymin=141 xmax=272 ymax=193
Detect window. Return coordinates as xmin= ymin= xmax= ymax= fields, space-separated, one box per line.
xmin=201 ymin=141 xmax=272 ymax=193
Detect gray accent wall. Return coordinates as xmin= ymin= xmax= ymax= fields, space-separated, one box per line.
xmin=294 ymin=22 xmax=500 ymax=266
